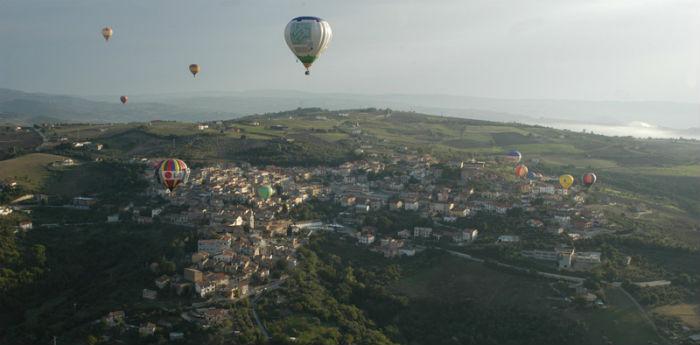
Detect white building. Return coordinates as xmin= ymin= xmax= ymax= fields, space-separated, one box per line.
xmin=413 ymin=227 xmax=433 ymax=238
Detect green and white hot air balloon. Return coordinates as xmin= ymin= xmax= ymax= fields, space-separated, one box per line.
xmin=257 ymin=185 xmax=275 ymax=201
xmin=284 ymin=16 xmax=332 ymax=75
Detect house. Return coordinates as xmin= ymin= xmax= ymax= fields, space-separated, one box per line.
xmin=197 ymin=236 xmax=231 ymax=255
xmin=497 ymin=235 xmax=520 ymax=243
xmin=413 ymin=227 xmax=433 ymax=238
xmin=102 ymin=311 xmax=125 ymax=327
xmin=107 ymin=214 xmax=120 ymax=223
xmin=399 ymin=247 xmax=416 ymax=256
xmin=142 ymin=289 xmax=158 ymax=300
xmin=0 ymin=206 xmax=13 ymax=216
xmin=389 ymin=200 xmax=404 ymax=210
xmin=397 ymin=229 xmax=411 ymax=239
xmin=139 ymin=322 xmax=156 ymax=336
xmin=72 ymin=196 xmax=97 ymax=208
xmin=18 ymin=220 xmax=33 ymax=231
xmin=197 ymin=124 xmax=209 ymax=130
xmin=184 ymin=268 xmax=203 ymax=283
xmin=453 ymin=229 xmax=478 ymax=243
xmin=358 ymin=232 xmax=375 ymax=245
xmin=169 ymin=332 xmax=185 ymax=341
xmin=403 ymin=199 xmax=420 ymax=211
xmin=195 ymin=281 xmax=216 ymax=298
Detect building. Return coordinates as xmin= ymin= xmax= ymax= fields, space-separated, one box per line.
xmin=18 ymin=220 xmax=33 ymax=231
xmin=169 ymin=332 xmax=185 ymax=341
xmin=142 ymin=288 xmax=157 ymax=300
xmin=102 ymin=311 xmax=125 ymax=327
xmin=195 ymin=282 xmax=216 ymax=298
xmin=358 ymin=232 xmax=375 ymax=245
xmin=558 ymin=247 xmax=575 ymax=269
xmin=453 ymin=229 xmax=478 ymax=243
xmin=197 ymin=236 xmax=231 ymax=255
xmin=413 ymin=227 xmax=433 ymax=238
xmin=184 ymin=268 xmax=204 ymax=283
xmin=139 ymin=322 xmax=156 ymax=336
xmin=497 ymin=235 xmax=520 ymax=243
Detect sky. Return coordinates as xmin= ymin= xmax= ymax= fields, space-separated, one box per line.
xmin=0 ymin=0 xmax=698 ymax=103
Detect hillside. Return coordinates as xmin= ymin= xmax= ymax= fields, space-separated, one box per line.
xmin=0 ymin=88 xmax=239 ymax=125
xmin=24 ymin=108 xmax=699 ymax=223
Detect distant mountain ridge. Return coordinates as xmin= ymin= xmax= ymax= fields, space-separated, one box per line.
xmin=2 ymin=88 xmax=698 ymax=133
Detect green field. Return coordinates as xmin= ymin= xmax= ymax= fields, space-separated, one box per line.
xmin=0 ymin=153 xmax=67 ymax=190
xmin=576 ymin=288 xmax=663 ymax=345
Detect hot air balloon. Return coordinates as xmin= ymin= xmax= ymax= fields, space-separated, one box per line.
xmin=189 ymin=64 xmax=200 ymax=77
xmin=559 ymin=174 xmax=575 ymax=189
xmin=514 ymin=164 xmax=528 ymax=178
xmin=505 ymin=150 xmax=522 ymax=164
xmin=155 ymin=159 xmax=191 ymax=192
xmin=101 ymin=27 xmax=113 ymax=41
xmin=582 ymin=172 xmax=597 ymax=187
xmin=120 ymin=96 xmax=128 ymax=104
xmin=527 ymin=170 xmax=539 ymax=180
xmin=284 ymin=16 xmax=332 ymax=75
xmin=257 ymin=185 xmax=274 ymax=201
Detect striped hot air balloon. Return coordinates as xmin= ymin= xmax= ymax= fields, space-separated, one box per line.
xmin=155 ymin=159 xmax=190 ymax=192
xmin=505 ymin=150 xmax=522 ymax=164
xmin=514 ymin=164 xmax=528 ymax=178
xmin=582 ymin=172 xmax=597 ymax=187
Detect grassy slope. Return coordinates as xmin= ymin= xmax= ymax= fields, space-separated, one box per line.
xmin=0 ymin=153 xmax=67 ymax=190
xmin=393 ymin=254 xmax=662 ymax=345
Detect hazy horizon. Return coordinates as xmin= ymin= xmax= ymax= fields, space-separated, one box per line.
xmin=1 ymin=0 xmax=698 ymax=104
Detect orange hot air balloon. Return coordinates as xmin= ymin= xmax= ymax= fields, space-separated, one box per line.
xmin=189 ymin=64 xmax=200 ymax=77
xmin=514 ymin=164 xmax=528 ymax=178
xmin=120 ymin=96 xmax=128 ymax=104
xmin=101 ymin=27 xmax=113 ymax=41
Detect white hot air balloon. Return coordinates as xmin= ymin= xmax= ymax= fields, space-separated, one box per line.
xmin=284 ymin=16 xmax=332 ymax=75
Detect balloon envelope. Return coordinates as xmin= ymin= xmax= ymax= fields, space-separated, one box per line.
xmin=505 ymin=150 xmax=522 ymax=163
xmin=101 ymin=27 xmax=113 ymax=41
xmin=582 ymin=172 xmax=597 ymax=187
xmin=189 ymin=64 xmax=200 ymax=77
xmin=155 ymin=159 xmax=190 ymax=192
xmin=284 ymin=16 xmax=332 ymax=74
xmin=257 ymin=185 xmax=274 ymax=201
xmin=559 ymin=174 xmax=575 ymax=189
xmin=514 ymin=164 xmax=528 ymax=178
xmin=120 ymin=96 xmax=128 ymax=104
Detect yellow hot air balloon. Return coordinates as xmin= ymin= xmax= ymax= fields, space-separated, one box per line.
xmin=101 ymin=27 xmax=113 ymax=41
xmin=189 ymin=64 xmax=200 ymax=77
xmin=559 ymin=174 xmax=575 ymax=189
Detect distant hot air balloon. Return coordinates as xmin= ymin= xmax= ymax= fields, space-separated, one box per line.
xmin=284 ymin=16 xmax=332 ymax=75
xmin=189 ymin=64 xmax=200 ymax=77
xmin=120 ymin=96 xmax=128 ymax=104
xmin=559 ymin=174 xmax=575 ymax=189
xmin=514 ymin=164 xmax=528 ymax=178
xmin=101 ymin=27 xmax=113 ymax=41
xmin=505 ymin=150 xmax=522 ymax=164
xmin=527 ymin=170 xmax=538 ymax=180
xmin=257 ymin=185 xmax=275 ymax=201
xmin=582 ymin=172 xmax=597 ymax=187
xmin=155 ymin=159 xmax=191 ymax=192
